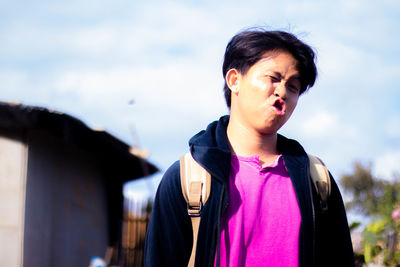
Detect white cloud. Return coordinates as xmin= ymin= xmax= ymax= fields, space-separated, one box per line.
xmin=385 ymin=117 xmax=400 ymax=138
xmin=300 ymin=111 xmax=338 ymax=137
xmin=374 ymin=151 xmax=400 ymax=180
xmin=0 ymin=70 xmax=28 ymax=93
xmin=52 ymin=62 xmax=226 ymax=135
xmin=60 ymin=26 xmax=118 ymax=55
xmin=53 ymin=63 xmax=224 ymax=108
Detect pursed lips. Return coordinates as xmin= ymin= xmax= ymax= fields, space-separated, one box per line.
xmin=271 ymin=98 xmax=286 ymax=115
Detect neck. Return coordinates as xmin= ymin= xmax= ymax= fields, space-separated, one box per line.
xmin=227 ymin=116 xmax=279 ymax=167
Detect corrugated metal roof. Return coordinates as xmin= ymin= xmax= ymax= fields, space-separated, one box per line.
xmin=0 ymin=101 xmax=158 ymax=181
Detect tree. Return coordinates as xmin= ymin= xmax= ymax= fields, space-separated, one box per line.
xmin=340 ymin=162 xmax=400 ymax=266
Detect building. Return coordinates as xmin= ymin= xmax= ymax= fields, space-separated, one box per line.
xmin=0 ymin=102 xmax=158 ymax=267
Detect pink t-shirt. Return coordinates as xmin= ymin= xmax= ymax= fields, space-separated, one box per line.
xmin=216 ymin=155 xmax=301 ymax=267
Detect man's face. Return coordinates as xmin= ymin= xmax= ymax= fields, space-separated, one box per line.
xmin=229 ymin=50 xmax=301 ymax=135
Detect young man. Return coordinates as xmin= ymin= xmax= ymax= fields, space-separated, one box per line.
xmin=144 ymin=29 xmax=354 ymax=267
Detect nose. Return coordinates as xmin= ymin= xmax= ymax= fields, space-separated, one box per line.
xmin=274 ymin=82 xmax=287 ymax=100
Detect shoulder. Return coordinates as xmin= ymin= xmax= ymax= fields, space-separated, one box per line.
xmin=156 ymin=160 xmax=183 ymax=201
xmin=151 ymin=159 xmax=189 ymax=227
xmin=277 ymin=134 xmax=307 ymax=157
xmin=145 ymin=160 xmax=193 ymax=266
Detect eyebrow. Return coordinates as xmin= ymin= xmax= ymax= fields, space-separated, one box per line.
xmin=271 ymin=71 xmax=301 ymax=80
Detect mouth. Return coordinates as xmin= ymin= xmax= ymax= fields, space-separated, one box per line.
xmin=272 ymin=98 xmax=286 ymax=115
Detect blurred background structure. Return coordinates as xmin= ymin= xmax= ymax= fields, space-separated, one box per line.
xmin=0 ymin=102 xmax=157 ymax=266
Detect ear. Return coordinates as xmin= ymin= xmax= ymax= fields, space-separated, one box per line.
xmin=226 ymin=68 xmax=241 ymax=94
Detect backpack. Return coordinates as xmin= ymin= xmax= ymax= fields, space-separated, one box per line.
xmin=179 ymin=152 xmax=331 ymax=267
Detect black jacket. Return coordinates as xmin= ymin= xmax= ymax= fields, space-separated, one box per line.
xmin=144 ymin=115 xmax=354 ymax=267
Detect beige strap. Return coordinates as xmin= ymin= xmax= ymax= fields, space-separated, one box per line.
xmin=308 ymin=154 xmax=331 ymax=211
xmin=180 ymin=153 xmax=211 ymax=267
xmin=180 ymin=153 xmax=211 ymax=213
xmin=187 ymin=216 xmax=200 ymax=267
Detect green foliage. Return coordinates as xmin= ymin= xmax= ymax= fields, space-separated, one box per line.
xmin=350 ymin=221 xmax=361 ymax=231
xmin=366 ymin=220 xmax=387 ymax=234
xmin=341 ymin=162 xmax=385 ymax=216
xmin=340 ymin=162 xmax=400 ymax=265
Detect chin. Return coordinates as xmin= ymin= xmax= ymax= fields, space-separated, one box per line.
xmin=257 ymin=122 xmax=284 ymax=135
xmin=258 ymin=126 xmax=280 ymax=135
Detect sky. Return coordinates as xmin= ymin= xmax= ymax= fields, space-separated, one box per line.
xmin=1 ymin=0 xmax=400 ymax=204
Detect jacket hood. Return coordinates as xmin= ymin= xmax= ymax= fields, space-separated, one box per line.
xmin=189 ymin=115 xmax=232 ymax=183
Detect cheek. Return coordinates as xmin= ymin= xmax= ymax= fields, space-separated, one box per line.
xmin=251 ymin=78 xmax=267 ymax=91
xmin=287 ymin=98 xmax=298 ymax=113
xmin=249 ymin=76 xmax=273 ymax=94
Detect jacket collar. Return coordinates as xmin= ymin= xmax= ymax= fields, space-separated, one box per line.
xmin=189 ymin=115 xmax=309 ymax=182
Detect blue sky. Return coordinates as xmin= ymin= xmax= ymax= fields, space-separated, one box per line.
xmin=1 ymin=0 xmax=400 ymax=202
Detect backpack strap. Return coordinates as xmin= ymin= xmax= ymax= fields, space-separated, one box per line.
xmin=307 ymin=154 xmax=331 ymax=212
xmin=180 ymin=152 xmax=211 ymax=267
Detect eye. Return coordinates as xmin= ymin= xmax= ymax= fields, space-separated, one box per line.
xmin=286 ymin=77 xmax=301 ymax=93
xmin=267 ymin=75 xmax=280 ymax=82
xmin=287 ymin=83 xmax=301 ymax=93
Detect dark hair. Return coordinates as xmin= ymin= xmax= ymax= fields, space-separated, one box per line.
xmin=222 ymin=28 xmax=317 ymax=107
